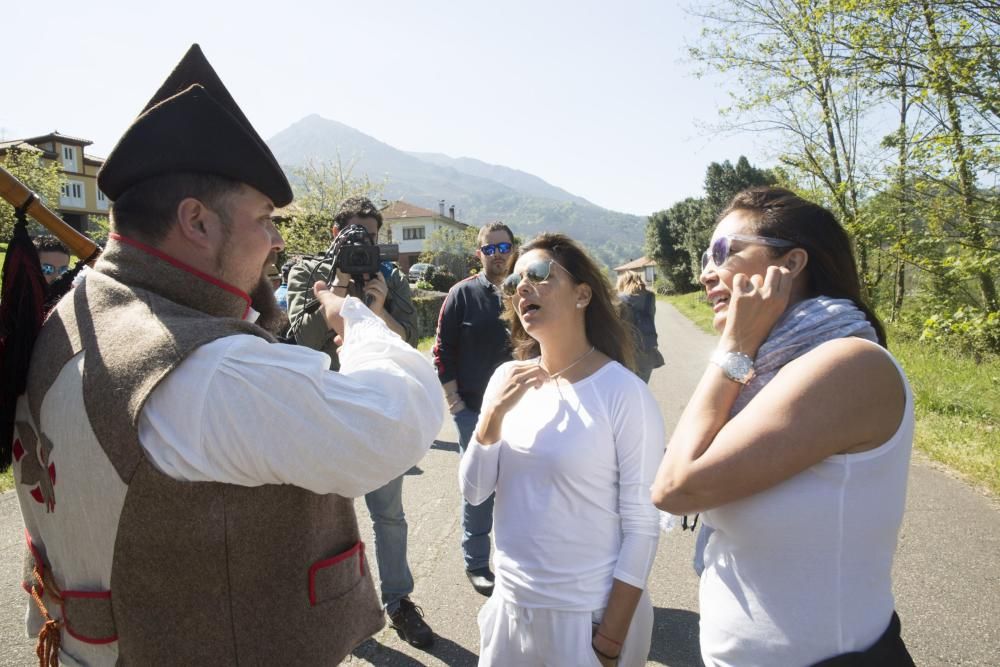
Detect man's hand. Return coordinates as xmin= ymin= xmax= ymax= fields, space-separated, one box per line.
xmin=313 ymin=281 xmax=347 ymax=335
xmin=363 ymin=273 xmax=389 ymax=314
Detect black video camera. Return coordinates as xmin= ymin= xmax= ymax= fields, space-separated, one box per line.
xmin=334 ymin=224 xmax=400 ymax=276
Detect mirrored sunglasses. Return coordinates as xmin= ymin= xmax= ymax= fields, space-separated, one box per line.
xmin=502 ymin=258 xmax=573 ymax=296
xmin=480 ymin=242 xmax=513 ymax=256
xmin=701 ymin=234 xmax=795 ymax=271
xmin=41 ymin=263 xmax=70 ymax=277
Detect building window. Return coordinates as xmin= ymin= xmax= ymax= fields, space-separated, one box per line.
xmin=96 ymin=188 xmax=109 ymax=211
xmin=61 ymin=145 xmax=78 ymax=172
xmin=60 ymin=179 xmax=85 ymax=208
xmin=403 ymin=226 xmax=426 ymax=240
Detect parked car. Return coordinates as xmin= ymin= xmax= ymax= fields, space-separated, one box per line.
xmin=408 ymin=263 xmax=435 ymax=282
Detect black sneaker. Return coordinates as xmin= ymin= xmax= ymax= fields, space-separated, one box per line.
xmin=466 ymin=567 xmax=495 ymax=597
xmin=388 ymin=597 xmax=435 ymax=649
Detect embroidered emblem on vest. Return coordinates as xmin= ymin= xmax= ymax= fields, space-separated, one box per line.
xmin=14 ymin=421 xmax=57 ymax=512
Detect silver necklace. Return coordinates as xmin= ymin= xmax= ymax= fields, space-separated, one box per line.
xmin=539 ymin=346 xmax=596 ymax=379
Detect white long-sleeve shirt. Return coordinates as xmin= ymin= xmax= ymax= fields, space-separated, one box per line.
xmin=138 ymin=297 xmax=444 ymax=497
xmin=460 ymin=360 xmax=664 ymax=610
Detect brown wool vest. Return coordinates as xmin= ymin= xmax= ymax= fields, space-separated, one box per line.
xmin=14 ymin=237 xmax=383 ymax=665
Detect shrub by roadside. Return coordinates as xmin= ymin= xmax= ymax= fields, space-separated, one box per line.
xmin=663 ymin=292 xmax=1000 ymax=496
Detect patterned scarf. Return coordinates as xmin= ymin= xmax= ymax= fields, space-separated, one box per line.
xmin=731 ymin=295 xmax=879 ymax=415
xmin=664 ymin=295 xmax=879 ymax=536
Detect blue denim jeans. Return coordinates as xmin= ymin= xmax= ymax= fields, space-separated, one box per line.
xmin=364 ymin=474 xmax=414 ymax=614
xmin=454 ymin=407 xmax=494 ymax=572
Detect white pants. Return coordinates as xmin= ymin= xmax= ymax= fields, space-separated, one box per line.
xmin=477 ymin=588 xmax=654 ymax=666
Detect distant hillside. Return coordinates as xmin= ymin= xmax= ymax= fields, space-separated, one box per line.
xmin=267 ymin=114 xmax=646 ymax=270
xmin=407 ymin=152 xmax=593 ymax=207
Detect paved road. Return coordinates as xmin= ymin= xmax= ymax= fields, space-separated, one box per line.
xmin=2 ymin=304 xmax=998 ymax=665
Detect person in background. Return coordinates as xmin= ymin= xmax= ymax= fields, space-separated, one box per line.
xmin=461 ymin=233 xmax=663 ymax=666
xmin=32 ymin=235 xmax=71 ymax=286
xmin=433 ymin=221 xmax=516 ymax=597
xmin=653 ymin=187 xmax=915 ymax=665
xmin=285 ymin=196 xmax=433 ymax=649
xmin=266 ymin=262 xmax=281 ymax=291
xmin=617 ymin=272 xmax=662 ymax=383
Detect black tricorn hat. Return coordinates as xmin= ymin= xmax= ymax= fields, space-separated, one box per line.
xmin=98 ymin=44 xmax=293 ymax=207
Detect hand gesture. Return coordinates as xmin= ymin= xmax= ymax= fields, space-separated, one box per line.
xmin=363 ymin=273 xmax=389 ymax=313
xmin=476 ymin=362 xmax=549 ymax=444
xmin=313 ymin=281 xmax=348 ymax=336
xmin=720 ymin=265 xmax=793 ymax=356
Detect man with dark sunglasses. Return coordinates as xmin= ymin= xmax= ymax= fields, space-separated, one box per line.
xmin=433 ymin=221 xmax=516 ymax=596
xmin=32 ymin=235 xmax=71 ymax=286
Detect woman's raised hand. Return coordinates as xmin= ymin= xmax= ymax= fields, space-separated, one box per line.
xmin=475 ymin=362 xmax=549 ymax=445
xmin=720 ymin=265 xmax=793 ymax=357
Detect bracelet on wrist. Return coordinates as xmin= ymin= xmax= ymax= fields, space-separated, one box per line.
xmin=596 ymin=630 xmax=623 ymax=648
xmin=592 ymin=642 xmax=620 ymax=661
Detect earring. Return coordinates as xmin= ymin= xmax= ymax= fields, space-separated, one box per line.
xmin=576 ymin=303 xmax=585 ymax=309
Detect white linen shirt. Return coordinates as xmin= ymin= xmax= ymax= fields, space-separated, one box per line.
xmin=138 ymin=297 xmax=444 ymax=497
xmin=460 ymin=360 xmax=664 ymax=610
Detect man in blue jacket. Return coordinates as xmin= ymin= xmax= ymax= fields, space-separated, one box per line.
xmin=433 ymin=222 xmax=515 ymax=596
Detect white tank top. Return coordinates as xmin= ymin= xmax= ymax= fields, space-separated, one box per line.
xmin=699 ymin=344 xmax=914 ymax=667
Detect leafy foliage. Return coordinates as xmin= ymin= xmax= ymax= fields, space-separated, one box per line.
xmin=275 ymin=159 xmax=385 ymax=255
xmin=0 ymin=147 xmax=64 ymax=241
xmin=682 ymin=0 xmax=999 ymax=348
xmin=646 ymin=157 xmax=777 ymax=293
xmin=419 ymin=225 xmax=479 ymax=279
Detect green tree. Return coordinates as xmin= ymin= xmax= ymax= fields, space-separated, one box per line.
xmin=420 ymin=225 xmax=479 ymax=278
xmin=275 ymin=159 xmax=385 ymax=255
xmin=645 ymin=156 xmax=777 ymax=293
xmin=1 ymin=147 xmax=64 ymax=241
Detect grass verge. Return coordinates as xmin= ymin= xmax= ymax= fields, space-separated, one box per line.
xmin=1 ymin=468 xmax=12 ymax=493
xmin=662 ymin=292 xmax=1000 ymax=496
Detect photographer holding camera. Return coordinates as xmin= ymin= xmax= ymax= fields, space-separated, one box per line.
xmin=286 ymin=196 xmax=434 ymax=649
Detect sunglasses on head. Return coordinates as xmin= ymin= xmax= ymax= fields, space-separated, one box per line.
xmin=480 ymin=242 xmax=513 ymax=256
xmin=701 ymin=234 xmax=795 ymax=271
xmin=502 ymin=258 xmax=574 ymax=296
xmin=41 ymin=263 xmax=70 ymax=277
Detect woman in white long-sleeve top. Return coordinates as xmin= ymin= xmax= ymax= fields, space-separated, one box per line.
xmin=459 ymin=233 xmax=665 ymax=667
xmin=652 ymin=187 xmax=915 ymax=666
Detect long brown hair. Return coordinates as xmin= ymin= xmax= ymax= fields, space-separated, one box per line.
xmin=503 ymin=233 xmax=636 ymax=370
xmin=720 ymin=187 xmax=887 ymax=346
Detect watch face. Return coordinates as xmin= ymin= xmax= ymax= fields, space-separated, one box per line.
xmin=729 ymin=354 xmax=753 ymax=379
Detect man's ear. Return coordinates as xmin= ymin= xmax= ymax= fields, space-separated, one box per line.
xmin=331 ymin=225 xmax=340 ymax=238
xmin=175 ymin=198 xmax=212 ymax=247
xmin=784 ymin=247 xmax=808 ymax=278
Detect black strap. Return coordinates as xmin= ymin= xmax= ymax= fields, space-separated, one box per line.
xmin=810 ymin=613 xmax=915 ymax=666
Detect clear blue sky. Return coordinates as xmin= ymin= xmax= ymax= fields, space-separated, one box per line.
xmin=2 ymin=0 xmax=763 ymax=216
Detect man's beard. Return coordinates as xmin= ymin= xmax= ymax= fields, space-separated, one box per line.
xmin=485 ymin=257 xmax=510 ymax=283
xmin=250 ymin=275 xmax=289 ymax=336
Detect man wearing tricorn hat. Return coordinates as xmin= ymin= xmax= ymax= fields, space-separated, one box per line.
xmin=10 ymin=44 xmax=443 ymax=665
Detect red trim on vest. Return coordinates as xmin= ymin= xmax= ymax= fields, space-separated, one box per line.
xmin=109 ymin=233 xmax=252 ymax=318
xmin=60 ymin=590 xmax=118 ymax=644
xmin=24 ymin=530 xmax=45 ymax=597
xmin=307 ymin=541 xmax=365 ymax=606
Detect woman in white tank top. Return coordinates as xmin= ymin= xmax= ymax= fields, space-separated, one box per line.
xmin=652 ymin=187 xmax=915 ymax=666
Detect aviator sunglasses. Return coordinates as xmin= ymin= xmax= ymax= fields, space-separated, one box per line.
xmin=480 ymin=242 xmax=513 ymax=256
xmin=502 ymin=258 xmax=574 ymax=296
xmin=701 ymin=234 xmax=795 ymax=271
xmin=41 ymin=262 xmax=70 ymax=277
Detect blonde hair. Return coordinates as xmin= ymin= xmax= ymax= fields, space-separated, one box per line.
xmin=616 ymin=272 xmax=646 ymax=295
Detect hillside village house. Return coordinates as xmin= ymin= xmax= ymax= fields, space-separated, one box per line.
xmin=613 ymin=256 xmax=657 ymax=286
xmin=0 ymin=132 xmax=109 ymax=233
xmin=382 ymin=200 xmax=470 ymax=271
